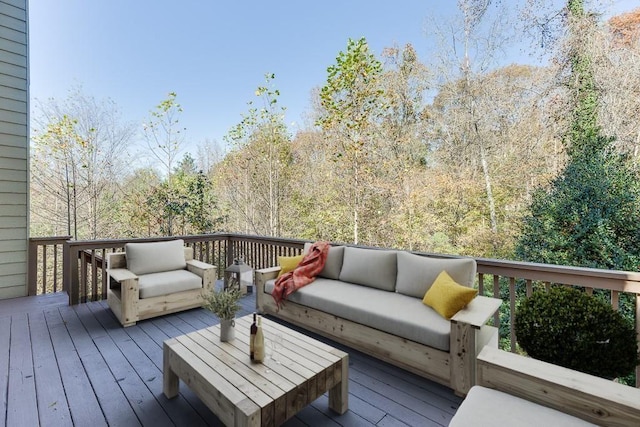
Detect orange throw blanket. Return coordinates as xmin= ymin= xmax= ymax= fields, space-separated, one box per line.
xmin=272 ymin=241 xmax=330 ymax=310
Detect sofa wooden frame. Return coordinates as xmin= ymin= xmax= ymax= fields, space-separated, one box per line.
xmin=255 ymin=266 xmax=501 ymax=395
xmin=107 ymin=247 xmax=215 ymax=327
xmin=470 ymin=346 xmax=640 ymax=425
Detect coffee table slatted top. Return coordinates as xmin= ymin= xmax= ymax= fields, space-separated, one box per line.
xmin=163 ymin=314 xmax=349 ymax=427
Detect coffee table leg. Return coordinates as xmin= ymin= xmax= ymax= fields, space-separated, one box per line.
xmin=328 ymin=353 xmax=349 ymax=414
xmin=163 ymin=341 xmax=179 ymax=398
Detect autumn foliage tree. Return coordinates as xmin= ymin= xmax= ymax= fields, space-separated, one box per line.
xmin=316 ymin=37 xmax=386 ymax=245
xmin=31 ymin=89 xmax=133 ymax=239
xmin=217 ymin=74 xmax=292 ymax=236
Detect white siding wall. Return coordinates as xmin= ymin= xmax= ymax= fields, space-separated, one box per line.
xmin=0 ymin=0 xmax=27 ymax=299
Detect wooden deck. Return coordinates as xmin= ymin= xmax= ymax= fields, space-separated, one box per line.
xmin=0 ymin=290 xmax=462 ymax=427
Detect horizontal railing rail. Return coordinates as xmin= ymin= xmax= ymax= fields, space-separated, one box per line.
xmin=28 ymin=233 xmax=640 ymax=386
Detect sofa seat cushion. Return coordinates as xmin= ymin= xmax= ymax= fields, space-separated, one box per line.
xmin=265 ymin=278 xmax=451 ymax=351
xmin=449 ymin=386 xmax=597 ymax=427
xmin=138 ymin=269 xmax=202 ymax=299
xmin=125 ymin=239 xmax=187 ymax=275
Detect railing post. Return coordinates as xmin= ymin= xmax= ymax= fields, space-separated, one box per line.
xmin=226 ymin=235 xmax=235 ymax=268
xmin=63 ymin=240 xmax=79 ymax=305
xmin=27 ymin=238 xmax=38 ymax=296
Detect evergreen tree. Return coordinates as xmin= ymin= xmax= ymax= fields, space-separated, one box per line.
xmin=516 ymin=144 xmax=640 ymax=270
xmin=516 ymin=0 xmax=640 ymax=271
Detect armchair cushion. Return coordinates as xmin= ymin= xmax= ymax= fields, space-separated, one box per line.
xmin=138 ymin=269 xmax=202 ymax=299
xmin=450 ymin=386 xmax=596 ymax=426
xmin=125 ymin=239 xmax=187 ymax=275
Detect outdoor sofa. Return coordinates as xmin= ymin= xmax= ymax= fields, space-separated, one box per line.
xmin=256 ymin=244 xmax=502 ymax=395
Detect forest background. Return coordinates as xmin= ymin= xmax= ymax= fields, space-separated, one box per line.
xmin=30 ymin=2 xmax=640 ymax=266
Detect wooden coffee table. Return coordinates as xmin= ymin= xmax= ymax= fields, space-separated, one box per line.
xmin=163 ymin=314 xmax=349 ymax=426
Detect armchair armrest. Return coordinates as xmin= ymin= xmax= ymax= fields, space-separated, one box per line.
xmin=451 ymin=295 xmax=502 ymax=328
xmin=186 ymin=259 xmax=215 ymax=276
xmin=477 ymin=346 xmax=640 ymax=426
xmin=108 ymin=268 xmax=138 ymax=283
xmin=186 ymin=259 xmax=216 ymax=293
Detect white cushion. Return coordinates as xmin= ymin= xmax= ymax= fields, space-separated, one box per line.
xmin=450 ymin=386 xmax=597 ymax=427
xmin=338 ymin=247 xmax=397 ymax=291
xmin=138 ymin=269 xmax=202 ymax=299
xmin=395 ymin=252 xmax=476 ymax=298
xmin=125 ymin=239 xmax=187 ymax=275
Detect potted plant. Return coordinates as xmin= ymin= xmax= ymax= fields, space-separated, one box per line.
xmin=515 ymin=286 xmax=639 ymax=380
xmin=202 ymin=287 xmax=242 ymax=341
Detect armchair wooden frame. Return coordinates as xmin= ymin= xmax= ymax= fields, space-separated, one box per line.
xmin=107 ymin=247 xmax=215 ymax=327
xmin=473 ymin=346 xmax=640 ymax=426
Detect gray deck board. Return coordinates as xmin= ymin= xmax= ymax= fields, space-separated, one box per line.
xmin=0 ymin=316 xmax=9 ymax=427
xmin=30 ymin=311 xmax=73 ymax=427
xmin=44 ymin=309 xmax=107 ymax=427
xmin=0 ymin=291 xmax=462 ymax=426
xmin=85 ymin=301 xmax=209 ymax=427
xmin=59 ymin=304 xmax=143 ymax=427
xmin=7 ymin=313 xmax=38 ymax=427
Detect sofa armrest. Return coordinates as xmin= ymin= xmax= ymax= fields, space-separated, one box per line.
xmin=255 ymin=267 xmax=281 ymax=290
xmin=451 ymin=295 xmax=502 ymax=329
xmin=108 ymin=268 xmax=138 ymax=283
xmin=255 ymin=267 xmax=281 ymax=313
xmin=477 ymin=346 xmax=640 ymax=426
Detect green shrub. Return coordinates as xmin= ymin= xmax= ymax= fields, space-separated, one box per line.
xmin=515 ymin=286 xmax=639 ymax=380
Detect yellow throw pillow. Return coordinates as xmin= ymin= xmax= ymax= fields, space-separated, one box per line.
xmin=422 ymin=270 xmax=478 ymax=319
xmin=277 ymin=254 xmax=304 ymax=277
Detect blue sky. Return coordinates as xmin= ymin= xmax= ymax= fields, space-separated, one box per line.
xmin=29 ymin=0 xmax=637 ymax=156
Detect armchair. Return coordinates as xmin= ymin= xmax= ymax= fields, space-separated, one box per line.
xmin=106 ymin=239 xmax=215 ymax=327
xmin=450 ymin=346 xmax=640 ymax=426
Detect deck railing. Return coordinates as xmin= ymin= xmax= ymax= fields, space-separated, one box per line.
xmin=28 ymin=233 xmax=640 ymax=386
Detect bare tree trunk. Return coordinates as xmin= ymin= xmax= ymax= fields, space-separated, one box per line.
xmin=72 ymin=164 xmax=78 ymax=240
xmin=353 ymin=154 xmax=360 ymax=245
xmin=480 ymin=143 xmax=498 ymax=234
xmin=65 ymin=164 xmax=72 ymax=237
xmin=269 ymin=138 xmax=275 ymax=236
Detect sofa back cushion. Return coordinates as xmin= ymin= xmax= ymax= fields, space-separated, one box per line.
xmin=303 ymin=242 xmax=345 ymax=280
xmin=339 ymin=247 xmax=397 ymax=291
xmin=125 ymin=239 xmax=187 ymax=276
xmin=396 ymin=251 xmax=477 ymax=298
